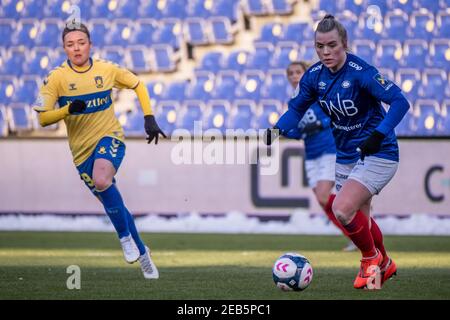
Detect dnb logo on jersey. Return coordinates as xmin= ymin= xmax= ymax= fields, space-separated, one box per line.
xmin=374 ymin=73 xmax=393 ymax=90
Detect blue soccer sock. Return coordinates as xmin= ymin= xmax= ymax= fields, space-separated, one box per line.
xmin=97 ymin=184 xmax=130 ymax=239
xmin=125 ymin=208 xmax=146 ymax=256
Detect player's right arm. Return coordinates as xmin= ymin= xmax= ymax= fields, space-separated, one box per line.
xmin=33 ymin=70 xmax=70 ymax=127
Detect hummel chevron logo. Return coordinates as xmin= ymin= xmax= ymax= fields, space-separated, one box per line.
xmin=276 ymin=262 xmax=289 ymax=272
xmin=304 ymin=268 xmax=312 ymax=283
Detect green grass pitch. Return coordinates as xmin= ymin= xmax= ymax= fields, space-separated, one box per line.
xmin=0 ymin=231 xmax=449 ymax=300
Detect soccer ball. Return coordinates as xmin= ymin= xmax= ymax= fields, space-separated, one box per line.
xmin=272 ymin=252 xmax=313 ymax=291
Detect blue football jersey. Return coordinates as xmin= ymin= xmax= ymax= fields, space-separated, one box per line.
xmin=277 ymin=53 xmax=410 ymax=164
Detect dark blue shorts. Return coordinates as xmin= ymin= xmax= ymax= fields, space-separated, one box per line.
xmin=76 ymin=136 xmax=126 ymax=194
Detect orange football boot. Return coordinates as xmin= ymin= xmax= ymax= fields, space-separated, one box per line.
xmin=380 ymin=256 xmax=397 ymax=284
xmin=353 ymin=249 xmax=384 ymax=290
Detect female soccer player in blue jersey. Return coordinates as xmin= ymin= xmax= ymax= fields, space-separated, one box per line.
xmin=33 ymin=23 xmax=165 ymax=279
xmin=285 ymin=61 xmax=356 ymax=252
xmin=270 ymin=15 xmax=409 ymax=289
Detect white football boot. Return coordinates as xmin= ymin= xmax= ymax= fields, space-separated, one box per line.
xmin=139 ymin=246 xmax=159 ymax=279
xmin=119 ymin=234 xmax=140 ymax=264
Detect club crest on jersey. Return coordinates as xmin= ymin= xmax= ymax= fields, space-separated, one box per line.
xmin=318 ymin=81 xmax=326 ymax=90
xmin=98 ymin=147 xmax=107 ymax=155
xmin=341 ymin=80 xmax=351 ymax=88
xmin=95 ymin=76 xmax=104 ymax=88
xmin=374 ymin=73 xmax=393 ymax=90
xmin=69 ymin=83 xmax=77 ymax=91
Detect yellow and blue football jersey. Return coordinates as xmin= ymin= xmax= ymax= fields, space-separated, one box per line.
xmin=35 ymin=58 xmax=140 ymax=166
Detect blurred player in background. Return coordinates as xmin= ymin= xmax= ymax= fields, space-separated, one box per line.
xmin=33 ymin=23 xmax=166 ymax=279
xmin=285 ymin=61 xmax=356 ymax=252
xmin=268 ymin=15 xmax=410 ymax=289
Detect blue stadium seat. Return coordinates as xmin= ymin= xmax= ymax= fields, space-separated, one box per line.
xmin=355 ymin=12 xmax=383 ymax=41
xmin=186 ymin=71 xmax=215 ymax=100
xmin=185 ymin=18 xmax=210 ymax=46
xmin=89 ymin=0 xmax=114 ymax=20
xmin=153 ymin=18 xmax=182 ymax=50
xmin=414 ymin=0 xmax=440 ymax=13
xmin=376 ymin=39 xmax=403 ymax=69
xmin=317 ymin=0 xmax=340 ymax=14
xmin=225 ymin=50 xmax=251 ymax=72
xmin=212 ymin=0 xmax=240 ymax=23
xmin=122 ymin=109 xmax=145 ymax=137
xmin=146 ymin=81 xmax=166 ymax=103
xmin=402 ymin=39 xmax=428 ymax=68
xmin=300 ymin=43 xmax=318 ymax=63
xmin=7 ymin=103 xmax=33 ymax=132
xmin=49 ymin=48 xmax=67 ymax=69
xmin=13 ymin=76 xmax=39 ymax=104
xmin=0 ymin=104 xmax=8 ymax=137
xmin=244 ymin=0 xmax=270 ymax=16
xmin=390 ymin=0 xmax=415 ymax=14
xmin=89 ymin=19 xmax=111 ymax=48
xmin=197 ymin=51 xmax=224 ymax=72
xmin=204 ymin=100 xmax=231 ymax=133
xmin=409 ymin=9 xmax=436 ymax=40
xmin=1 ymin=0 xmax=21 ymax=19
xmin=132 ymin=19 xmax=158 ymax=46
xmin=127 ymin=46 xmax=152 ymax=73
xmin=438 ymin=99 xmax=450 ymax=135
xmin=139 ymin=0 xmax=164 ymax=20
xmin=210 ymin=17 xmax=235 ymax=45
xmin=152 ymin=44 xmax=179 ymax=72
xmin=2 ymin=47 xmax=27 ymax=77
xmin=189 ymin=0 xmax=212 ymax=18
xmin=396 ymin=68 xmax=422 ymax=102
xmin=414 ymin=99 xmax=442 ymax=136
xmin=395 ymin=104 xmax=416 ymax=137
xmin=108 ymin=19 xmax=134 ymax=47
xmin=336 ymin=11 xmax=358 ymax=41
xmin=383 ymin=9 xmax=409 ymax=40
xmin=247 ymin=41 xmax=274 ymax=71
xmin=101 ymin=46 xmax=126 ymax=66
xmin=257 ymin=22 xmax=284 ymax=44
xmin=236 ymin=69 xmax=264 ymax=101
xmin=230 ymin=99 xmax=257 ymax=131
xmin=302 ymin=23 xmax=316 ymax=41
xmin=113 ymin=1 xmax=139 ymax=19
xmin=440 ymin=0 xmax=450 ymax=9
xmin=270 ymin=0 xmax=295 ymax=15
xmin=161 ymin=81 xmax=189 ymax=102
xmin=162 ymin=0 xmax=187 ymax=19
xmin=260 ymin=69 xmax=289 ymax=101
xmin=341 ymin=0 xmax=364 ymax=15
xmin=178 ymin=100 xmax=205 ymax=134
xmin=428 ymin=39 xmax=450 ymax=69
xmin=283 ymin=22 xmax=309 ymax=42
xmin=155 ymin=100 xmax=180 ymax=136
xmin=352 ymin=39 xmax=376 ymax=65
xmin=13 ymin=19 xmax=40 ymax=48
xmin=256 ymin=99 xmax=282 ymax=129
xmin=436 ymin=10 xmax=450 ymax=38
xmin=271 ymin=41 xmax=300 ymax=69
xmin=0 ymin=19 xmax=16 ymax=47
xmin=213 ymin=70 xmax=240 ymax=100
xmin=365 ymin=0 xmax=390 ymax=16
xmin=419 ymin=69 xmax=448 ymax=100
xmin=35 ymin=19 xmax=63 ymax=48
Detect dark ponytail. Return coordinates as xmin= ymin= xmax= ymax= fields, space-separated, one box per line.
xmin=315 ymin=14 xmax=348 ymax=50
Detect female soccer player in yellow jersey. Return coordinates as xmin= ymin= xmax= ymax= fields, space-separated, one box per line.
xmin=33 ymin=23 xmax=165 ymax=279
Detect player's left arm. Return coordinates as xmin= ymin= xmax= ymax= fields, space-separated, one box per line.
xmin=113 ymin=65 xmax=166 ymax=144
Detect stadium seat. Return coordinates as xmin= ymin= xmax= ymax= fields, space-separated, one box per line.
xmin=127 ymin=46 xmax=152 ymax=73
xmin=7 ymin=103 xmax=34 ymax=132
xmin=204 ymin=100 xmax=231 ymax=133
xmin=414 ymin=0 xmax=440 ymax=13
xmin=300 ymin=43 xmax=318 ymax=63
xmin=12 ymin=19 xmax=40 ymax=48
xmin=146 ymin=81 xmax=166 ymax=103
xmin=101 ymin=46 xmax=127 ymax=66
xmin=419 ymin=69 xmax=448 ymax=100
xmin=402 ymin=39 xmax=428 ymax=68
xmin=246 ymin=41 xmax=274 ymax=71
xmin=243 ymin=0 xmax=270 ymax=16
xmin=90 ymin=0 xmax=115 ymax=20
xmin=2 ymin=47 xmax=27 ymax=77
xmin=212 ymin=0 xmax=240 ymax=23
xmin=213 ymin=70 xmax=240 ymax=100
xmin=225 ymin=50 xmax=251 ymax=72
xmin=383 ymin=9 xmax=409 ymax=40
xmin=428 ymin=39 xmax=450 ymax=69
xmin=414 ymin=99 xmax=442 ymax=136
xmin=376 ymin=39 xmax=403 ymax=70
xmin=271 ymin=41 xmax=300 ymax=69
xmin=336 ymin=11 xmax=358 ymax=41
xmin=178 ymin=100 xmax=206 ymax=135
xmin=316 ymin=0 xmax=340 ymax=14
xmin=35 ymin=18 xmax=63 ymax=48
xmin=153 ymin=18 xmax=182 ymax=50
xmin=365 ymin=0 xmax=390 ymax=16
xmin=355 ymin=12 xmax=383 ymax=41
xmin=438 ymin=99 xmax=450 ymax=135
xmin=138 ymin=0 xmax=164 ymax=20
xmin=0 ymin=104 xmax=8 ymax=137
xmin=161 ymin=81 xmax=189 ymax=102
xmin=260 ymin=69 xmax=289 ymax=101
xmin=108 ymin=19 xmax=134 ymax=47
xmin=13 ymin=76 xmax=39 ymax=104
xmin=49 ymin=48 xmax=67 ymax=69
xmin=390 ymin=0 xmax=415 ymax=14
xmin=132 ymin=19 xmax=158 ymax=46
xmin=197 ymin=51 xmax=224 ymax=73
xmin=89 ymin=19 xmax=111 ymax=48
xmin=0 ymin=0 xmax=22 ymax=19
xmin=184 ymin=17 xmax=210 ymax=46
xmin=256 ymin=99 xmax=282 ymax=129
xmin=409 ymin=9 xmax=436 ymax=40
xmin=352 ymin=39 xmax=376 ymax=65
xmin=0 ymin=19 xmax=16 ymax=47
xmin=340 ymin=0 xmax=364 ymax=15
xmin=210 ymin=17 xmax=236 ymax=45
xmin=436 ymin=9 xmax=450 ymax=38
xmin=257 ymin=22 xmax=284 ymax=44
xmin=270 ymin=0 xmax=295 ymax=15
xmin=236 ymin=69 xmax=264 ymax=101
xmin=396 ymin=68 xmax=422 ymax=102
xmin=229 ymin=99 xmax=257 ymax=131
xmin=21 ymin=47 xmax=50 ymax=76
xmin=189 ymin=0 xmax=212 ymax=18
xmin=122 ymin=109 xmax=145 ymax=137
xmin=282 ymin=22 xmax=309 ymax=43
xmin=161 ymin=0 xmax=187 ymax=19
xmin=152 ymin=44 xmax=180 ymax=72
xmin=114 ymin=1 xmax=140 ymax=19
xmin=186 ymin=71 xmax=215 ymax=100
xmin=155 ymin=100 xmax=180 ymax=136
xmin=395 ymin=103 xmax=416 ymax=137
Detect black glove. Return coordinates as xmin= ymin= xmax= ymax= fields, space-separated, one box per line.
xmin=144 ymin=115 xmax=166 ymax=144
xmin=357 ymin=130 xmax=385 ymax=160
xmin=264 ymin=127 xmax=280 ymax=146
xmin=68 ymin=100 xmax=86 ymax=114
xmin=301 ymin=120 xmax=323 ymax=136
